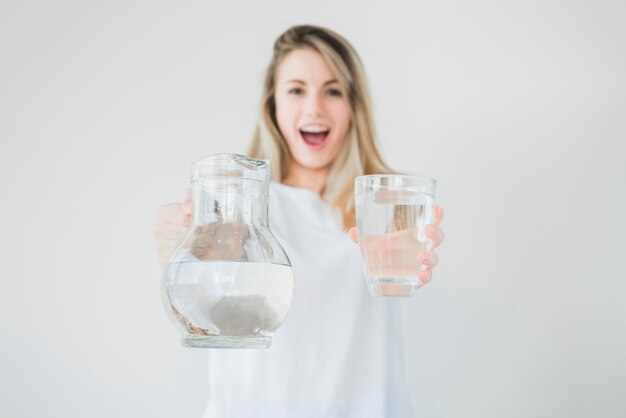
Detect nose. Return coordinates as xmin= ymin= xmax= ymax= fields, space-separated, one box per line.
xmin=304 ymin=91 xmax=325 ymax=117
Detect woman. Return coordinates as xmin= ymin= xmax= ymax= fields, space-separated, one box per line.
xmin=154 ymin=25 xmax=444 ymax=417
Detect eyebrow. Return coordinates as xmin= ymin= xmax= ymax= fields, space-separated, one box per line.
xmin=284 ymin=79 xmax=339 ymax=86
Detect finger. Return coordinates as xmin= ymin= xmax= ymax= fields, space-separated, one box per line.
xmin=182 ymin=189 xmax=192 ymax=215
xmin=156 ymin=239 xmax=183 ymax=266
xmin=155 ymin=238 xmax=182 ymax=253
xmin=157 ymin=203 xmax=191 ymax=226
xmin=153 ymin=222 xmax=189 ymax=240
xmin=418 ymin=268 xmax=432 ymax=285
xmin=433 ymin=205 xmax=444 ymax=225
xmin=425 ymin=224 xmax=444 ymax=249
xmin=348 ymin=227 xmax=359 ymax=243
xmin=418 ymin=251 xmax=439 ymax=268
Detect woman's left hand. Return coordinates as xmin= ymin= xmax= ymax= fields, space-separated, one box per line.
xmin=348 ymin=204 xmax=445 ymax=285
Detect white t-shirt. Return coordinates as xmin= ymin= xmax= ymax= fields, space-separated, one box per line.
xmin=202 ymin=182 xmax=413 ymax=418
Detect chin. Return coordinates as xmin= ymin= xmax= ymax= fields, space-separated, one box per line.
xmin=293 ymin=154 xmax=333 ymax=171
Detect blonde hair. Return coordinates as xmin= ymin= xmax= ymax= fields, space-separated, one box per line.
xmin=248 ymin=25 xmax=392 ymax=230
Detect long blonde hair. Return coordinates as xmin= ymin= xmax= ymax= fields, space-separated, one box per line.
xmin=248 ymin=25 xmax=392 ymax=230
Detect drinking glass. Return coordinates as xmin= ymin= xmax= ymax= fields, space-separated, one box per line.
xmin=354 ymin=175 xmax=436 ymax=297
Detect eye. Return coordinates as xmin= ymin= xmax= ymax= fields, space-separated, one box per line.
xmin=327 ymin=88 xmax=343 ymax=97
xmin=288 ymin=87 xmax=304 ymax=95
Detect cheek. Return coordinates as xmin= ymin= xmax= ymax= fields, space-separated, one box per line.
xmin=332 ymin=104 xmax=351 ymax=140
xmin=275 ymin=101 xmax=298 ymax=141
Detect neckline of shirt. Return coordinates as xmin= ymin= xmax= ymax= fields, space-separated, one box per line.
xmin=271 ymin=181 xmax=349 ymax=234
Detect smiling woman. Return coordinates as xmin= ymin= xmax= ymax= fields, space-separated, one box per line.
xmin=153 ymin=24 xmax=445 ymax=418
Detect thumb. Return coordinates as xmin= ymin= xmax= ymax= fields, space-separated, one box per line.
xmin=182 ymin=188 xmax=192 ymax=215
xmin=348 ymin=227 xmax=359 ymax=244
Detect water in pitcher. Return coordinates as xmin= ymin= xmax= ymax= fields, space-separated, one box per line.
xmin=162 ymin=261 xmax=294 ymax=341
xmin=356 ymin=191 xmax=434 ymax=293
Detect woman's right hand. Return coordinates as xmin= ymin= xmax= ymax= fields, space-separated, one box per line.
xmin=152 ymin=189 xmax=192 ymax=266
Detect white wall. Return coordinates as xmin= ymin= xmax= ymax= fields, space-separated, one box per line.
xmin=1 ymin=0 xmax=624 ymax=417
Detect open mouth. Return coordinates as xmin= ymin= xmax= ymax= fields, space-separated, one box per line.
xmin=299 ymin=126 xmax=330 ymax=148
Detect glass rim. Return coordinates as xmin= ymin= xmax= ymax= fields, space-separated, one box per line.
xmin=192 ymin=153 xmax=269 ymax=167
xmin=191 ymin=153 xmax=270 ymax=182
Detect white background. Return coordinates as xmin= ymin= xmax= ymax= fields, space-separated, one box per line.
xmin=1 ymin=0 xmax=625 ymax=417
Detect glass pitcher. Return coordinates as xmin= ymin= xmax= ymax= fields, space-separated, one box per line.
xmin=161 ymin=154 xmax=294 ymax=349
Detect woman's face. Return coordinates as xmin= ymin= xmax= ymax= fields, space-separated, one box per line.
xmin=274 ymin=48 xmax=351 ymax=173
